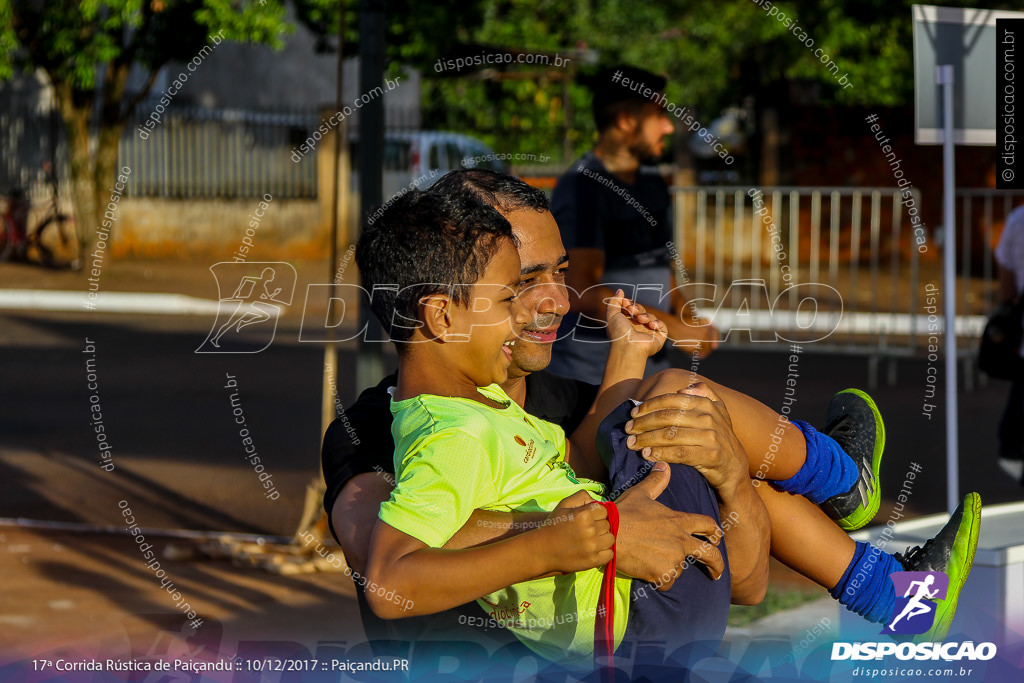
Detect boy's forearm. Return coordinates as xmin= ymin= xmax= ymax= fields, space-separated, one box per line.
xmin=331 ymin=480 xmax=549 ymax=570
xmin=442 ymin=509 xmax=550 ymax=549
xmin=367 ymin=523 xmax=554 ymax=619
xmin=587 ymin=344 xmax=647 ymax=440
xmin=567 ymin=345 xmax=647 ymax=480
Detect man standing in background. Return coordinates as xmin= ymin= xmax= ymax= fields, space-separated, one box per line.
xmin=995 ymin=204 xmax=1024 ymax=484
xmin=549 ymin=65 xmax=717 ymax=384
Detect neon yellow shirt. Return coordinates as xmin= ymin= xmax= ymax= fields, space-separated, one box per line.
xmin=379 ymin=384 xmax=632 ymax=666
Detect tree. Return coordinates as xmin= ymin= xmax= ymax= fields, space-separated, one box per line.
xmin=421 ymin=0 xmax=592 ymax=165
xmin=419 ymin=0 xmax=1019 ymax=174
xmin=0 ymin=0 xmax=303 ymax=256
xmin=0 ymin=0 xmax=489 ymax=257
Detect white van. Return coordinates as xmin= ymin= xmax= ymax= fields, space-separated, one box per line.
xmin=353 ymin=131 xmax=509 ymax=201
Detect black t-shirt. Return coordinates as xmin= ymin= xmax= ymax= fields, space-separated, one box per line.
xmin=320 ymin=370 xmax=599 ymax=651
xmin=550 ymin=152 xmax=673 ymax=271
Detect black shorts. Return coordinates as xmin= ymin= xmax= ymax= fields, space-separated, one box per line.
xmin=598 ymin=400 xmax=733 ymax=670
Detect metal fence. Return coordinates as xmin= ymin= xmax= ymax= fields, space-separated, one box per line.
xmin=0 ymin=96 xmax=71 ymax=203
xmin=1 ymin=98 xmax=322 ymax=201
xmin=671 ymin=186 xmax=1024 ymax=385
xmin=121 ymin=104 xmax=319 ymax=199
xmin=3 ymin=99 xmax=425 ymax=201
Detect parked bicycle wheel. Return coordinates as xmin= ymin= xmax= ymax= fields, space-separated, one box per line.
xmin=31 ymin=213 xmax=78 ymax=269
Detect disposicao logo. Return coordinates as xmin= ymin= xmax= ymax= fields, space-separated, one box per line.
xmin=883 ymin=571 xmax=946 ymax=635
xmin=831 ymin=571 xmax=997 ymax=662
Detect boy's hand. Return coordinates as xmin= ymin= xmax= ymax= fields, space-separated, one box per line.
xmin=538 ymin=492 xmax=614 ymax=573
xmin=605 ymin=289 xmax=668 ymax=359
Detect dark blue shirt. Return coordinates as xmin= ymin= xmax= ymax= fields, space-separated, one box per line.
xmin=551 ymin=152 xmax=673 ymax=271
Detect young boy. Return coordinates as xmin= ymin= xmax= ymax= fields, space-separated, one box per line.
xmin=358 ymin=187 xmax=981 ymax=668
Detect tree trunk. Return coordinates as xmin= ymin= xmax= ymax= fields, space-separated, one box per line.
xmin=50 ymin=61 xmax=133 ymax=266
xmin=52 ymin=79 xmax=99 ymax=262
xmin=92 ymin=120 xmax=125 ymax=250
xmin=93 ymin=63 xmax=130 ymax=258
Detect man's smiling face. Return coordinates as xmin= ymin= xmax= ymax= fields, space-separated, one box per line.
xmin=500 ymin=208 xmax=571 ymax=378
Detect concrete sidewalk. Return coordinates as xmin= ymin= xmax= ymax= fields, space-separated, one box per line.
xmin=0 ymin=257 xmax=344 ymax=320
xmin=0 ymin=524 xmax=365 ymax=675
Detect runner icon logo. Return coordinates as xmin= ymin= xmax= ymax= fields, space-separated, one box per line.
xmin=881 ymin=571 xmax=948 ymax=635
xmin=197 ymin=262 xmax=296 ymax=354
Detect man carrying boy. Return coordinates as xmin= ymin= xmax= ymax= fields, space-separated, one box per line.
xmin=325 ymin=171 xmax=769 ymax=667
xmin=326 ymin=170 xmax=981 ymax=673
xmin=351 ymin=184 xmax=982 ymax=672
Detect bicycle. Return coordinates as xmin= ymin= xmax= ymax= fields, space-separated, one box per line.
xmin=0 ymin=163 xmax=79 ymax=268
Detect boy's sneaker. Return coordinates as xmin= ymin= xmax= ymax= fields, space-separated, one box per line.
xmin=895 ymin=492 xmax=982 ymax=642
xmin=819 ymin=388 xmax=886 ymax=531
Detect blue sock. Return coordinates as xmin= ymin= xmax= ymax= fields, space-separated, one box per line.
xmin=829 ymin=541 xmax=901 ymax=623
xmin=770 ymin=420 xmax=858 ymax=504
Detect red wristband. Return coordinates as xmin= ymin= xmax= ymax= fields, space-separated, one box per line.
xmin=595 ymin=500 xmax=619 ymax=676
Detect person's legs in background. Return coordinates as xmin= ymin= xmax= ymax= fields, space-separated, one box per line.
xmin=997 ymin=357 xmax=1024 ymax=484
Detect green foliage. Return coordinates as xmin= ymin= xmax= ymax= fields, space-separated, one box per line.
xmin=418 ymin=0 xmax=1022 ymax=163
xmin=387 ymin=0 xmax=485 ymax=68
xmin=5 ymin=0 xmax=1020 ymax=167
xmin=288 ymin=0 xmax=482 ymax=68
xmin=1 ymin=1 xmax=293 ymax=96
xmin=727 ymin=584 xmax=824 ymax=627
xmin=419 ymin=0 xmax=591 ymax=163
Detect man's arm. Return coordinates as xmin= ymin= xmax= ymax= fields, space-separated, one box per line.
xmin=332 ymin=473 xmax=392 ymax=575
xmin=321 ymin=373 xmax=397 ymax=553
xmin=623 ymin=384 xmax=771 ymax=604
xmin=715 ymin=469 xmax=771 ymax=604
xmin=999 ymin=264 xmax=1019 ymax=303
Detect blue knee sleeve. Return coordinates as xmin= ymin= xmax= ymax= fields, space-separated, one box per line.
xmin=829 ymin=541 xmax=900 ymax=623
xmin=771 ymin=420 xmax=858 ymax=505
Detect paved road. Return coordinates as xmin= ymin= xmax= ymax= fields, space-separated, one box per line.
xmin=1 ymin=310 xmax=337 ymax=536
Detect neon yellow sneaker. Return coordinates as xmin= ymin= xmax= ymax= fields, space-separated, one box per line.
xmin=896 ymin=492 xmax=982 ymax=642
xmin=819 ymin=388 xmax=886 ymax=531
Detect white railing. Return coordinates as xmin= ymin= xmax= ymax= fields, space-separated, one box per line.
xmin=671 ymin=186 xmax=1024 ymax=386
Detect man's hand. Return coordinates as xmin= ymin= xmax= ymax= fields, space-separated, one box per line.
xmin=622 ymin=382 xmax=770 ymax=604
xmin=614 ymin=463 xmax=725 ymax=589
xmin=605 ymin=289 xmax=667 ymax=359
xmin=623 ymin=382 xmax=747 ymax=495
